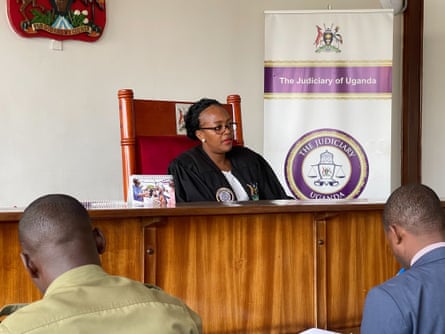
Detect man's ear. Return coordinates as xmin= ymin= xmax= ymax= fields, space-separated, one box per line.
xmin=93 ymin=227 xmax=106 ymax=255
xmin=389 ymin=224 xmax=404 ymax=245
xmin=20 ymin=252 xmax=39 ymax=279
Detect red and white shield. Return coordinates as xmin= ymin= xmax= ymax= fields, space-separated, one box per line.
xmin=7 ymin=0 xmax=106 ymax=42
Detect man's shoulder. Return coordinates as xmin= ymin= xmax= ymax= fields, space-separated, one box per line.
xmin=0 ymin=304 xmax=27 ymax=318
xmin=0 ymin=298 xmax=50 ymax=333
xmin=371 ymin=272 xmax=416 ymax=296
xmin=367 ymin=265 xmax=445 ymax=309
xmin=0 ymin=277 xmax=198 ymax=333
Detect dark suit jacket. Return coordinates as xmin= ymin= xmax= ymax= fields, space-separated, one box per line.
xmin=361 ymin=246 xmax=445 ymax=334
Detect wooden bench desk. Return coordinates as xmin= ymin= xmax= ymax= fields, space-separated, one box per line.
xmin=1 ymin=200 xmax=398 ymax=333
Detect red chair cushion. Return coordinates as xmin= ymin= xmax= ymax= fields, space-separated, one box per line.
xmin=136 ymin=135 xmax=199 ymax=175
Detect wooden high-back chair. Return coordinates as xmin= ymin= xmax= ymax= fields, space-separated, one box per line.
xmin=118 ymin=89 xmax=243 ymax=201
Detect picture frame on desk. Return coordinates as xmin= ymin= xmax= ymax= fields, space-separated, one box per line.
xmin=128 ymin=174 xmax=175 ymax=208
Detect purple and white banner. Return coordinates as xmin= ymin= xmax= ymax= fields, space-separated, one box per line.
xmin=264 ymin=10 xmax=393 ymax=200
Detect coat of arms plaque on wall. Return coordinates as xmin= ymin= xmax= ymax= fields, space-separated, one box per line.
xmin=7 ymin=0 xmax=106 ymax=42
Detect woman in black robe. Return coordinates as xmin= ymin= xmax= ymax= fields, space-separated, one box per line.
xmin=168 ymin=98 xmax=291 ymax=203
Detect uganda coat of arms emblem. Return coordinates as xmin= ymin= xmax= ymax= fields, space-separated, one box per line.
xmin=7 ymin=0 xmax=106 ymax=42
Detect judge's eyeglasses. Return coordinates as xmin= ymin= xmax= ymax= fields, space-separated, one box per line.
xmin=199 ymin=122 xmax=237 ymax=135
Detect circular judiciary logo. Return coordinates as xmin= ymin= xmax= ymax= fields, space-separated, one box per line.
xmin=285 ymin=128 xmax=369 ymax=200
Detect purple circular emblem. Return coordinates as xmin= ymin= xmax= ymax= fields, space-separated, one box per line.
xmin=216 ymin=187 xmax=235 ymax=202
xmin=285 ymin=128 xmax=369 ymax=199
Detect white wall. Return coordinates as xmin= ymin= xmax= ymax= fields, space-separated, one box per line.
xmin=0 ymin=0 xmax=391 ymax=207
xmin=422 ymin=0 xmax=445 ymax=195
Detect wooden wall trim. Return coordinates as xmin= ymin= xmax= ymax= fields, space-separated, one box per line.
xmin=401 ymin=0 xmax=424 ymax=184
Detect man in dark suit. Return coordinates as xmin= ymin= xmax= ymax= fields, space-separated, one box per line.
xmin=361 ymin=183 xmax=445 ymax=333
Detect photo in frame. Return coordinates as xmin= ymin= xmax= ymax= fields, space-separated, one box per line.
xmin=128 ymin=175 xmax=175 ymax=208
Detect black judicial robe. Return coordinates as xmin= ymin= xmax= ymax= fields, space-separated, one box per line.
xmin=168 ymin=145 xmax=291 ymax=203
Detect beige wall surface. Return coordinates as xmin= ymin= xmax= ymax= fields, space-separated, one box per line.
xmin=422 ymin=0 xmax=445 ymax=196
xmin=1 ymin=0 xmax=395 ymax=207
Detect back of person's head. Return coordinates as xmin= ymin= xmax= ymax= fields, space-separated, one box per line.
xmin=19 ymin=194 xmax=104 ymax=292
xmin=383 ymin=183 xmax=445 ymax=236
xmin=19 ymin=194 xmax=92 ymax=250
xmin=185 ymin=98 xmax=222 ymax=140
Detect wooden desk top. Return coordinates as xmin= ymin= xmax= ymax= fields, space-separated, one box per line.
xmin=0 ymin=199 xmax=387 ymax=222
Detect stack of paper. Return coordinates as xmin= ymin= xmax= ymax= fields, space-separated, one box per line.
xmin=299 ymin=329 xmax=340 ymax=334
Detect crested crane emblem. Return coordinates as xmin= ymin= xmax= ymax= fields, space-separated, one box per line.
xmin=314 ymin=24 xmax=343 ymax=53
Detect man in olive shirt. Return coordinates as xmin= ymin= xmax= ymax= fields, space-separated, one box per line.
xmin=0 ymin=194 xmax=202 ymax=333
